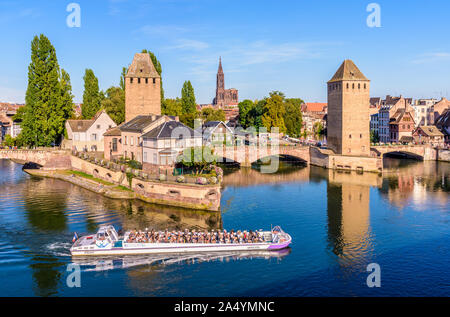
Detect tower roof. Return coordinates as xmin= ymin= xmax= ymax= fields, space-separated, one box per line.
xmin=218 ymin=57 xmax=223 ymax=73
xmin=328 ymin=59 xmax=369 ymax=83
xmin=126 ymin=53 xmax=160 ymax=78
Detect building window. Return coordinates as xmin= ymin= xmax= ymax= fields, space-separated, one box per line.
xmin=138 ymin=78 xmax=141 ymax=84
xmin=352 ymin=83 xmax=355 ymax=89
xmin=131 ymin=136 xmax=134 ymax=146
xmin=112 ymin=138 xmax=118 ymax=152
xmin=358 ymin=83 xmax=360 ymax=89
xmin=125 ymin=136 xmax=127 ymax=145
xmin=91 ymin=133 xmax=97 ymax=141
xmin=153 ymin=78 xmax=156 ymax=84
xmin=130 ymin=78 xmax=133 ymax=84
xmin=143 ymin=152 xmax=147 ymax=162
xmin=349 ymin=134 xmax=352 ymax=139
xmin=364 ymin=83 xmax=366 ymax=89
xmin=360 ymin=134 xmax=362 ymax=138
xmin=145 ymin=78 xmax=148 ymax=84
xmin=346 ymin=83 xmax=349 ymax=89
xmin=97 ymin=124 xmax=101 ymax=129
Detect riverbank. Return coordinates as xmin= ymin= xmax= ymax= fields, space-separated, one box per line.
xmin=24 ymin=169 xmax=135 ymax=199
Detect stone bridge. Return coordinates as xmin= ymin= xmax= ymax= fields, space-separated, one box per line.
xmin=370 ymin=145 xmax=437 ymax=161
xmin=0 ymin=149 xmax=72 ymax=170
xmin=213 ymin=145 xmax=310 ymax=167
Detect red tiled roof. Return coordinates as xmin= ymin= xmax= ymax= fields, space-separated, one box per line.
xmin=304 ymin=103 xmax=327 ymax=113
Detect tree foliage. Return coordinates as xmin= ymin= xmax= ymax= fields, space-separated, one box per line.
xmin=181 ymin=80 xmax=197 ymax=114
xmin=82 ymin=69 xmax=102 ymax=119
xmin=177 ymin=146 xmax=216 ymax=175
xmin=162 ymin=98 xmax=183 ymax=117
xmin=20 ymin=34 xmax=74 ymax=146
xmin=101 ymin=86 xmax=125 ymax=125
xmin=201 ymin=107 xmax=225 ymax=122
xmin=284 ymin=99 xmax=303 ymax=137
xmin=262 ymin=92 xmax=286 ymax=133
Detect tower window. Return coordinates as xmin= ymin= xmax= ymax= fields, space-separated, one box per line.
xmin=360 ymin=134 xmax=362 ymax=138
xmin=138 ymin=78 xmax=141 ymax=84
xmin=153 ymin=78 xmax=156 ymax=84
xmin=130 ymin=78 xmax=133 ymax=84
xmin=145 ymin=78 xmax=148 ymax=84
xmin=349 ymin=134 xmax=352 ymax=139
xmin=358 ymin=83 xmax=360 ymax=89
xmin=352 ymin=83 xmax=355 ymax=89
xmin=347 ymin=83 xmax=349 ymax=89
xmin=364 ymin=83 xmax=367 ymax=89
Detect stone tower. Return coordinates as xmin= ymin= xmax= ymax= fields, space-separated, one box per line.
xmin=213 ymin=57 xmax=239 ymax=108
xmin=327 ymin=60 xmax=370 ymax=156
xmin=125 ymin=53 xmax=161 ymax=122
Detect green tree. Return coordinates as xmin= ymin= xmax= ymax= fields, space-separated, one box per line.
xmin=370 ymin=130 xmax=379 ymax=143
xmin=162 ymin=98 xmax=183 ymax=117
xmin=82 ymin=69 xmax=102 ymax=119
xmin=261 ymin=92 xmax=286 ymax=133
xmin=180 ymin=112 xmax=199 ymax=129
xmin=313 ymin=121 xmax=324 ymax=136
xmin=101 ymin=86 xmax=125 ymax=125
xmin=284 ymin=99 xmax=303 ymax=137
xmin=178 ymin=146 xmax=216 ymax=175
xmin=120 ymin=67 xmax=127 ymax=91
xmin=201 ymin=108 xmax=225 ymax=122
xmin=20 ymin=34 xmax=74 ymax=147
xmin=238 ymin=99 xmax=254 ymax=128
xmin=181 ymin=80 xmax=197 ymax=115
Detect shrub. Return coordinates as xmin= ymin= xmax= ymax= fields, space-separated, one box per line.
xmin=196 ymin=177 xmax=207 ymax=185
xmin=176 ymin=176 xmax=185 ymax=183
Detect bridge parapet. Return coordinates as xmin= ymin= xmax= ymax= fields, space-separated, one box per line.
xmin=0 ymin=149 xmax=72 ymax=169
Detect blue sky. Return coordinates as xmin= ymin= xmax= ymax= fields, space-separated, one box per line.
xmin=1 ymin=0 xmax=450 ymax=104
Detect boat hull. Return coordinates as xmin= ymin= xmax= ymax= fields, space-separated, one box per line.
xmin=71 ymin=238 xmax=291 ymax=256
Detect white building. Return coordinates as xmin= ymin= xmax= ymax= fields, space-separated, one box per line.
xmin=142 ymin=121 xmax=202 ymax=167
xmin=65 ymin=110 xmax=117 ymax=152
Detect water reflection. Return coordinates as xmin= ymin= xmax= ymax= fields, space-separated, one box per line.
xmin=380 ymin=159 xmax=449 ymax=210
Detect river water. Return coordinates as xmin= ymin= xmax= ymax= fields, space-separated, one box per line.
xmin=0 ymin=158 xmax=448 ymax=296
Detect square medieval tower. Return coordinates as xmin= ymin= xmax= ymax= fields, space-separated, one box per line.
xmin=125 ymin=53 xmax=161 ymax=122
xmin=327 ymin=60 xmax=370 ymax=157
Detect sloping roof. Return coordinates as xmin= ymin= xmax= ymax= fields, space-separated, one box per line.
xmin=435 ymin=109 xmax=450 ymax=131
xmin=304 ymin=103 xmax=327 ymax=113
xmin=126 ymin=53 xmax=160 ymax=78
xmin=142 ymin=121 xmax=196 ymax=139
xmin=119 ymin=115 xmax=163 ymax=133
xmin=67 ymin=119 xmax=94 ymax=132
xmin=103 ymin=126 xmax=121 ymax=137
xmin=417 ymin=125 xmax=444 ymax=137
xmin=328 ymin=59 xmax=369 ymax=83
xmin=66 ymin=110 xmax=110 ymax=133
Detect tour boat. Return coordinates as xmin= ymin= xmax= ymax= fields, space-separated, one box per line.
xmin=70 ymin=225 xmax=292 ymax=256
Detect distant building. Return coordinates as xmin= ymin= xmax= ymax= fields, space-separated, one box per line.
xmin=142 ymin=120 xmax=202 ymax=169
xmin=389 ymin=108 xmax=415 ymax=143
xmin=413 ymin=126 xmax=444 ymax=147
xmin=212 ymin=58 xmax=239 ymax=108
xmin=65 ymin=110 xmax=116 ymax=152
xmin=435 ymin=109 xmax=450 ymax=144
xmin=378 ymin=96 xmax=415 ymax=143
xmin=430 ymin=97 xmax=450 ymax=124
xmin=198 ymin=121 xmax=234 ymax=146
xmin=411 ymin=98 xmax=438 ymax=127
xmin=327 ymin=59 xmax=370 ymax=156
xmin=302 ymin=103 xmax=327 ymax=114
xmin=125 ymin=53 xmax=161 ymax=122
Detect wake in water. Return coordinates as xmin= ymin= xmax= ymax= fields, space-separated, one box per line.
xmin=70 ymin=248 xmax=291 ymax=272
xmin=45 ymin=241 xmax=73 ymax=257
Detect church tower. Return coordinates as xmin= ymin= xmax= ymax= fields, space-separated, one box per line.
xmin=125 ymin=53 xmax=161 ymax=122
xmin=327 ymin=60 xmax=370 ymax=156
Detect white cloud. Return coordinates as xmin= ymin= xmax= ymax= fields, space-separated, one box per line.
xmin=165 ymin=39 xmax=210 ymax=51
xmin=412 ymin=52 xmax=450 ymax=64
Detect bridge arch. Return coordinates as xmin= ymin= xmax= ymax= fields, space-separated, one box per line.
xmin=382 ymin=151 xmax=424 ymax=161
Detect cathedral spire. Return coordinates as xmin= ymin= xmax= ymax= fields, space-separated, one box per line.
xmin=218 ymin=56 xmax=223 ymax=73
